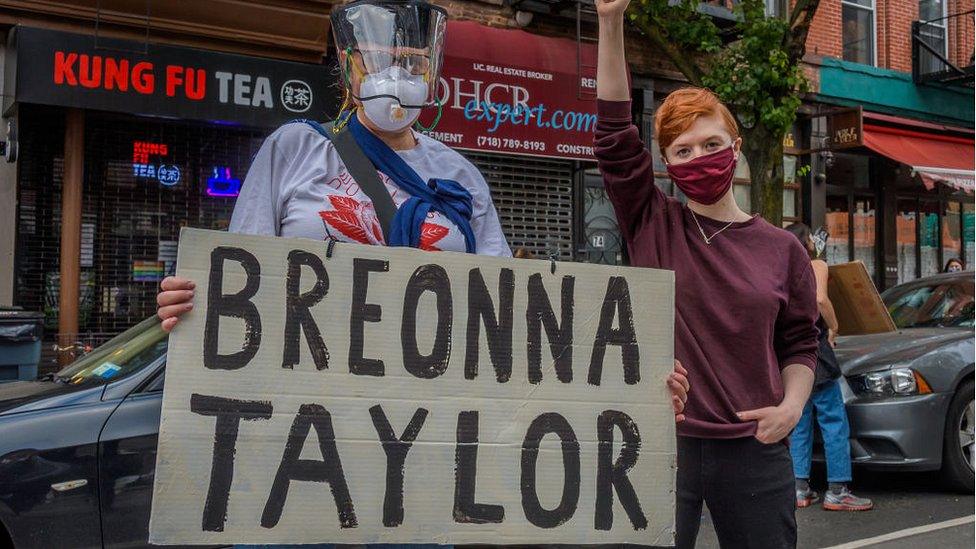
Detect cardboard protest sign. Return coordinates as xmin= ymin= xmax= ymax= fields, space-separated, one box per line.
xmin=828 ymin=261 xmax=896 ymax=336
xmin=149 ymin=228 xmax=676 ymax=546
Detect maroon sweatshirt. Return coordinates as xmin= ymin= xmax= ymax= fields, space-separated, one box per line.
xmin=594 ymin=100 xmax=819 ymax=439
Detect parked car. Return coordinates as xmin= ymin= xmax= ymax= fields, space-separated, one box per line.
xmin=0 ymin=316 xmax=184 ymax=548
xmin=834 ymin=270 xmax=974 ymax=491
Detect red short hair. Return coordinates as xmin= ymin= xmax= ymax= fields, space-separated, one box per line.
xmin=655 ymin=87 xmax=739 ymax=156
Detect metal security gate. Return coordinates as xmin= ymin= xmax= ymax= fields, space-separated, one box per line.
xmin=15 ymin=106 xmax=265 ymax=370
xmin=463 ymin=151 xmax=576 ymax=260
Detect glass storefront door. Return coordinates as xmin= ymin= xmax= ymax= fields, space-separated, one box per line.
xmin=825 ymin=183 xmax=881 ymax=284
xmin=580 ymin=169 xmax=626 ymax=265
xmin=896 ymin=198 xmax=918 ymax=284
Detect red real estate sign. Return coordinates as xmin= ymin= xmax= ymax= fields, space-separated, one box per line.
xmin=426 ymin=21 xmax=598 ymax=161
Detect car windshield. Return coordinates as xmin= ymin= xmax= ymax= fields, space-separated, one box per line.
xmin=884 ymin=277 xmax=976 ymax=329
xmin=54 ymin=317 xmax=168 ymax=385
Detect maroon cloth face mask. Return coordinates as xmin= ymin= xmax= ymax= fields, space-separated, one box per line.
xmin=666 ymin=146 xmax=737 ymax=205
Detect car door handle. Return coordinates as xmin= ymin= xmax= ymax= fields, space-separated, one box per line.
xmin=51 ymin=479 xmax=88 ymax=492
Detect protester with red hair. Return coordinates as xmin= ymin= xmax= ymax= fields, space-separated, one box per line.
xmin=594 ymin=1 xmax=820 ymax=547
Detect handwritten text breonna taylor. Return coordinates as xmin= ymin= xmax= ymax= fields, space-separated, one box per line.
xmin=149 ymin=228 xmax=676 ymax=546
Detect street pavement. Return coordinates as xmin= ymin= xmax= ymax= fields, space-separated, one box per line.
xmin=695 ymin=468 xmax=974 ymax=548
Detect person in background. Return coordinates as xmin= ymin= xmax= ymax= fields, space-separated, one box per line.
xmin=944 ymin=258 xmax=965 ymax=273
xmin=594 ymin=0 xmax=820 ymax=546
xmin=786 ymin=223 xmax=874 ymax=513
xmin=513 ymin=247 xmax=534 ymax=259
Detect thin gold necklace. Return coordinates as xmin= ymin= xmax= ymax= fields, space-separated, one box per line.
xmin=690 ymin=209 xmax=736 ymax=245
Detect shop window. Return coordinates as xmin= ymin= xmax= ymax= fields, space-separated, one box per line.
xmin=783 ymin=188 xmax=797 ymax=219
xmin=829 ymin=153 xmax=871 ymax=188
xmin=920 ymin=201 xmax=941 ymax=277
xmin=582 ymin=170 xmax=626 ymax=265
xmin=896 ymin=198 xmax=919 ymax=284
xmin=842 ymin=0 xmax=876 ymax=66
xmin=825 ymin=195 xmax=850 ymax=265
xmin=964 ymin=202 xmax=975 ymax=268
xmin=942 ymin=201 xmax=963 ymax=268
xmin=15 ymin=107 xmax=265 ymax=351
xmin=765 ymin=0 xmax=788 ymax=18
xmin=853 ymin=198 xmax=877 ymax=279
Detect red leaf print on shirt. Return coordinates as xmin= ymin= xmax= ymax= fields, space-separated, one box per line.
xmin=318 ymin=195 xmax=384 ymax=245
xmin=419 ymin=223 xmax=450 ymax=251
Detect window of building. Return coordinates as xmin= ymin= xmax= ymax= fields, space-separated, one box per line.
xmin=842 ymin=0 xmax=876 ymax=66
xmin=765 ymin=0 xmax=788 ymax=18
xmin=783 ymin=154 xmax=801 ymax=224
xmin=943 ymin=200 xmax=963 ymax=267
xmin=964 ymin=202 xmax=975 ymax=267
xmin=581 ymin=168 xmax=627 ymax=265
xmin=824 ymin=153 xmax=880 ymax=284
xmin=919 ymin=200 xmax=943 ymax=277
xmin=896 ymin=197 xmax=919 ymax=284
xmin=918 ymin=0 xmax=949 ymax=74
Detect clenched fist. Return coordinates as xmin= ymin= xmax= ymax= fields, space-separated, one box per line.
xmin=596 ymin=0 xmax=631 ymax=18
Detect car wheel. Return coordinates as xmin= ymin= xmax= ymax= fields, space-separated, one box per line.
xmin=941 ymin=379 xmax=975 ymax=492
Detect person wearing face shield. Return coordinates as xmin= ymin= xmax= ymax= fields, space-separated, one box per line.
xmin=154 ymin=0 xmax=512 ymax=332
xmin=595 ymin=1 xmax=820 ymax=547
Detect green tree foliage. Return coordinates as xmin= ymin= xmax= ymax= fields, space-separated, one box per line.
xmin=629 ymin=0 xmax=822 ymax=224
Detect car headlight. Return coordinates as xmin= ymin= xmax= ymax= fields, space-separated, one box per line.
xmin=849 ymin=368 xmax=932 ymax=397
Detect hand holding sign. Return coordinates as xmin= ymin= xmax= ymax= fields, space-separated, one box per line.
xmin=670 ymin=360 xmax=690 ymax=423
xmin=156 ymin=276 xmax=196 ymax=332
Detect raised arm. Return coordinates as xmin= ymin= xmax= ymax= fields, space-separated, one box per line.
xmin=596 ymin=0 xmax=631 ymax=102
xmin=594 ymin=0 xmax=663 ymax=241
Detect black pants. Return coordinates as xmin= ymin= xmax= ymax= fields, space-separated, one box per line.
xmin=676 ymin=436 xmax=796 ymax=549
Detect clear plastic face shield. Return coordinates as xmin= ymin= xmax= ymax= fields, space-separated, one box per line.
xmin=331 ymin=0 xmax=447 ymax=131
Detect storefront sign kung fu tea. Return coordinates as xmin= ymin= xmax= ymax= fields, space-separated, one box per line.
xmin=149 ymin=229 xmax=676 ymax=546
xmin=4 ymin=27 xmax=335 ymax=128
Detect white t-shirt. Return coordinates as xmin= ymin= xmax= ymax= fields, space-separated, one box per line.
xmin=229 ymin=123 xmax=511 ymax=257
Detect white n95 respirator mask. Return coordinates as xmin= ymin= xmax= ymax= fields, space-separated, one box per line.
xmin=359 ymin=66 xmax=429 ymax=132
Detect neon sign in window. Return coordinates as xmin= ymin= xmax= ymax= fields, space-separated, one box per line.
xmin=132 ymin=141 xmax=180 ymax=186
xmin=207 ymin=167 xmax=241 ymax=197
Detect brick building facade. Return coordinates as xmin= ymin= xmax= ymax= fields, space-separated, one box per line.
xmin=805 ymin=0 xmax=974 ymax=72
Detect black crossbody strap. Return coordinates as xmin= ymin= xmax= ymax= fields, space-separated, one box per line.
xmin=294 ymin=119 xmax=397 ymax=242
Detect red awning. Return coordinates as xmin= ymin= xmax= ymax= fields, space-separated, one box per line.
xmin=862 ymin=124 xmax=975 ymax=193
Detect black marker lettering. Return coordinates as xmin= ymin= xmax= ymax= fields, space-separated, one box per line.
xmin=369 ymin=405 xmax=429 ymax=527
xmin=588 ymin=277 xmax=640 ymax=386
xmin=595 ymin=410 xmax=647 ymax=531
xmin=401 ymin=264 xmax=453 ymax=379
xmin=350 ymin=258 xmax=390 ymax=376
xmin=465 ymin=268 xmax=514 ymax=382
xmin=262 ymin=404 xmax=357 ymax=529
xmin=526 ymin=274 xmax=575 ymax=384
xmin=282 ymin=250 xmax=330 ymax=370
xmin=190 ymin=393 xmax=273 ymax=532
xmin=454 ymin=411 xmax=504 ymax=524
xmin=520 ymin=412 xmax=580 ymax=528
xmin=203 ymin=246 xmax=262 ymax=370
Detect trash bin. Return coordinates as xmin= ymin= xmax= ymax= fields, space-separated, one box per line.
xmin=0 ymin=308 xmax=45 ymax=382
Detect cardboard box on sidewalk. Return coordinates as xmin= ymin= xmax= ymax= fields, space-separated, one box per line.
xmin=827 ymin=261 xmax=897 ymax=336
